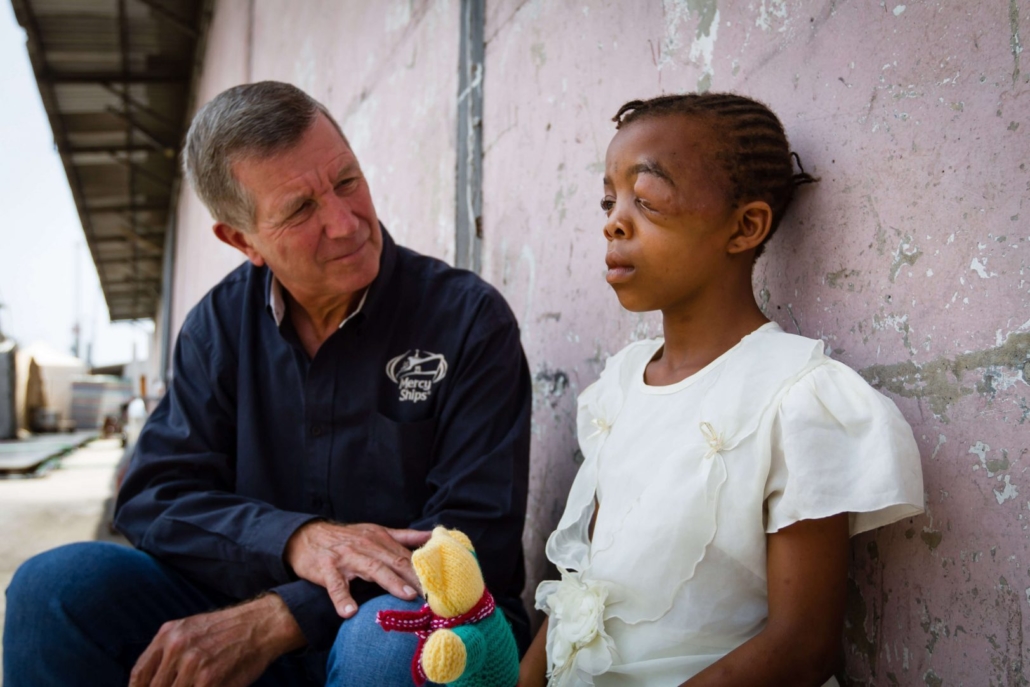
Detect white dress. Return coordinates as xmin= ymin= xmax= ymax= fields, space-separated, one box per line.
xmin=536 ymin=323 xmax=924 ymax=687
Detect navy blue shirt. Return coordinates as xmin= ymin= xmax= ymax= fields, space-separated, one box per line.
xmin=115 ymin=227 xmax=531 ymax=651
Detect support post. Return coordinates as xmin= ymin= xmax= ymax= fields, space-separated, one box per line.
xmin=455 ymin=0 xmax=484 ymax=272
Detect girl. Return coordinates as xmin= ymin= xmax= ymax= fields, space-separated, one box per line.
xmin=519 ymin=94 xmax=924 ymax=687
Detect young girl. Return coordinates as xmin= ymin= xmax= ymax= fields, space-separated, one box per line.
xmin=519 ymin=94 xmax=924 ymax=687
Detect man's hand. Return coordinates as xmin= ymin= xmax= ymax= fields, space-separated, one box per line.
xmin=128 ymin=594 xmax=305 ymax=687
xmin=285 ymin=522 xmax=431 ymax=618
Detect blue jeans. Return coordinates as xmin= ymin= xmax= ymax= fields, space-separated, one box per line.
xmin=3 ymin=542 xmax=434 ymax=686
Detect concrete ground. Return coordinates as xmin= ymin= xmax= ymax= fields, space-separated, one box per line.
xmin=0 ymin=438 xmax=129 ymax=682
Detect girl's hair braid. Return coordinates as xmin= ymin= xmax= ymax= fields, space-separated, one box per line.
xmin=613 ymin=93 xmax=818 ymax=257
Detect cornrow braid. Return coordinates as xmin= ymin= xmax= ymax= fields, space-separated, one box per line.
xmin=613 ymin=93 xmax=818 ymax=257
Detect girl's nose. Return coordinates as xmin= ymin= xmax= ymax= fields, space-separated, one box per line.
xmin=603 ymin=209 xmax=630 ymax=241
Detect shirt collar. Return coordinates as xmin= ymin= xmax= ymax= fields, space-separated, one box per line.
xmin=264 ymin=222 xmax=396 ymax=329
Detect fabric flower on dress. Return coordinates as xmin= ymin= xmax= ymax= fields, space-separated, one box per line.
xmin=587 ymin=416 xmax=613 ymax=440
xmin=699 ymin=421 xmax=725 ymax=460
xmin=539 ymin=567 xmax=615 ymax=686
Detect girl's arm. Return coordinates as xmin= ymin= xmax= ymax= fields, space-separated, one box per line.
xmin=519 ymin=617 xmax=549 ymax=687
xmin=682 ymin=513 xmax=850 ymax=687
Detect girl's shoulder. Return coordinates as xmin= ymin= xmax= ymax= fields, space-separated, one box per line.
xmin=753 ymin=324 xmax=911 ymax=433
xmin=586 ymin=338 xmax=663 ymax=392
xmin=604 ymin=338 xmax=664 ymax=372
xmin=780 ymin=352 xmax=913 ymax=433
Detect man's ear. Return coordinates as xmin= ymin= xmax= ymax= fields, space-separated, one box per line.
xmin=727 ymin=201 xmax=773 ymax=255
xmin=213 ymin=223 xmax=265 ymax=266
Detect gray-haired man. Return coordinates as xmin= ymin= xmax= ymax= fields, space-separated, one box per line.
xmin=3 ymin=81 xmax=531 ymax=686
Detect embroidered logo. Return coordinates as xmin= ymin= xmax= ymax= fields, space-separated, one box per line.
xmin=386 ymin=350 xmax=448 ymax=403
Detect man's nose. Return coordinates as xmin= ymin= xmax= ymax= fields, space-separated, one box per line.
xmin=320 ymin=193 xmax=361 ymax=239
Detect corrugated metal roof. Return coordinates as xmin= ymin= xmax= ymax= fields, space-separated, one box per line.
xmin=11 ymin=0 xmax=212 ymax=321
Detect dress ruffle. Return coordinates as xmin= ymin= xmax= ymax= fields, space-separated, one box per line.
xmin=765 ymin=359 xmax=924 ymax=535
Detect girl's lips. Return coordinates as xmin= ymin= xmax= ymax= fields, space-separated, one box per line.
xmin=605 ymin=253 xmax=635 ymax=284
xmin=605 ymin=264 xmax=635 ymax=284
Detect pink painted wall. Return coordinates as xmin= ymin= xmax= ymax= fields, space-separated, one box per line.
xmin=483 ymin=2 xmax=1029 ymax=685
xmin=170 ymin=0 xmax=252 ymax=337
xmin=169 ymin=1 xmax=1029 ymax=684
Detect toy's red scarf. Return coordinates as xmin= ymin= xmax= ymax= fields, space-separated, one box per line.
xmin=376 ymin=589 xmax=496 ymax=686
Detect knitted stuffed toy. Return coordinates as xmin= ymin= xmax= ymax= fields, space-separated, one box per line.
xmin=376 ymin=526 xmax=520 ymax=687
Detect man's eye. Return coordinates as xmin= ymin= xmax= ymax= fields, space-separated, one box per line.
xmin=292 ymin=202 xmax=313 ymax=218
xmin=335 ymin=178 xmax=357 ymax=192
xmin=600 ymin=198 xmax=615 ymax=213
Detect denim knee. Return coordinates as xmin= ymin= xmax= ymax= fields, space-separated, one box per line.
xmin=326 ymin=594 xmax=439 ymax=687
xmin=7 ymin=542 xmax=128 ymax=617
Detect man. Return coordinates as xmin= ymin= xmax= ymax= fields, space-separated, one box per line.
xmin=3 ymin=81 xmax=531 ymax=686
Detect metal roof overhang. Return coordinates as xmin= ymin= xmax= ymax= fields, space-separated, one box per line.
xmin=11 ymin=0 xmax=213 ymax=322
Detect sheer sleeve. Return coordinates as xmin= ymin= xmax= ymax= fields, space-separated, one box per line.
xmin=765 ymin=360 xmax=924 ymax=536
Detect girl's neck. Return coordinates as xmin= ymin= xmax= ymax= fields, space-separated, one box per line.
xmin=646 ymin=295 xmax=769 ymax=387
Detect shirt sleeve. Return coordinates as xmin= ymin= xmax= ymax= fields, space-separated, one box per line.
xmin=764 ymin=360 xmax=925 ymax=536
xmin=114 ymin=318 xmax=318 ymax=601
xmin=409 ymin=295 xmax=531 ymax=604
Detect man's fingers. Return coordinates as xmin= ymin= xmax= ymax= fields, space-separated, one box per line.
xmin=324 ymin=566 xmax=358 ymax=618
xmin=362 ymin=539 xmax=423 ymax=593
xmin=129 ymin=644 xmax=161 ymax=687
xmin=150 ymin=647 xmax=181 ymax=687
xmin=387 ymin=527 xmax=432 ymax=548
xmin=361 ymin=557 xmax=420 ymax=601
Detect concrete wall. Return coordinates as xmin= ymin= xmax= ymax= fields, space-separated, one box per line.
xmin=169 ymin=1 xmax=1030 ymax=684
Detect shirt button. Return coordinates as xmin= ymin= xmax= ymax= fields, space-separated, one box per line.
xmin=310 ymin=424 xmax=323 ymax=437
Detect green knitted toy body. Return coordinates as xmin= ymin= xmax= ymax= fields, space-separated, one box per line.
xmin=446 ymin=610 xmax=519 ymax=687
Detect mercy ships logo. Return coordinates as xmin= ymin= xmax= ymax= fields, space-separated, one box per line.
xmin=386 ymin=350 xmax=448 ymax=403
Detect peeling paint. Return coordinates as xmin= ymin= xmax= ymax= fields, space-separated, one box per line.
xmin=754 ymin=0 xmax=787 ymax=32
xmin=826 ymin=267 xmax=862 ymax=290
xmin=659 ymin=0 xmax=721 ymax=92
xmin=860 ymin=332 xmax=1030 ymax=420
xmin=921 ymin=527 xmax=943 ymax=551
xmin=1011 ymin=0 xmax=1023 ymax=85
xmin=970 ymin=256 xmax=997 ymax=279
xmin=889 ymin=234 xmax=922 ymax=282
xmin=995 ymin=475 xmax=1020 ymax=505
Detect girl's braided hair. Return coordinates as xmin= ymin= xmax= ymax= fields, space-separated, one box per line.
xmin=613 ymin=93 xmax=817 ymax=257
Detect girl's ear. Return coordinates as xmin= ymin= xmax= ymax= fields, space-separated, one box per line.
xmin=727 ymin=201 xmax=773 ymax=255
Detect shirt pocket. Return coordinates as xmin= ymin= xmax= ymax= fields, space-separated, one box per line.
xmin=364 ymin=412 xmax=437 ymax=525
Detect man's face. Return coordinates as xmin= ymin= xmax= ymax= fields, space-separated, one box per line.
xmin=227 ymin=113 xmax=382 ymax=305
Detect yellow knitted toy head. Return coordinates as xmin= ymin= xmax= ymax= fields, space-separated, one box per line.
xmin=412 ymin=526 xmax=485 ymax=618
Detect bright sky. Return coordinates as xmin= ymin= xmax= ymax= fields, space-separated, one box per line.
xmin=0 ymin=4 xmax=152 ymax=367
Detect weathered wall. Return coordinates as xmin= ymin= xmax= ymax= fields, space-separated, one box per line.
xmin=168 ymin=1 xmax=1029 ymax=684
xmin=482 ymin=1 xmax=1029 ymax=685
xmin=170 ymin=0 xmax=251 ymax=337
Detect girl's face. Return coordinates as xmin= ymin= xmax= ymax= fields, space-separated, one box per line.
xmin=601 ymin=114 xmax=738 ymax=313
